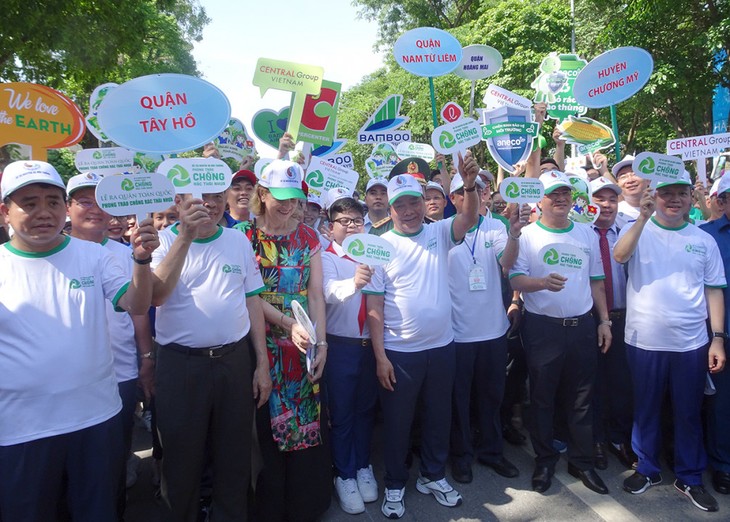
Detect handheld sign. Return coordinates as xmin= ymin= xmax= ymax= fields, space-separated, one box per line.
xmin=0 ymin=82 xmax=85 ymax=160
xmin=573 ymin=47 xmax=654 ymax=108
xmin=500 ymin=177 xmax=544 ymax=204
xmin=357 ymin=95 xmax=412 ymax=145
xmin=342 ymin=233 xmax=395 ymax=266
xmin=365 ymin=143 xmax=400 ymax=179
xmin=252 ymin=58 xmax=324 ymax=142
xmin=395 ymin=142 xmax=435 ymax=162
xmin=304 ymin=156 xmax=359 ymax=202
xmin=85 ymin=82 xmax=118 ymax=143
xmin=95 ymin=173 xmax=176 ymax=224
xmin=632 ymin=152 xmax=685 ymax=187
xmin=531 ymin=53 xmax=588 ymax=121
xmin=539 ymin=242 xmax=589 ymax=276
xmin=667 ymin=132 xmax=730 ymax=183
xmin=214 ymin=118 xmax=256 ymax=162
xmin=254 ymin=157 xmax=275 ymax=179
xmin=432 ymin=102 xmax=481 ymax=162
xmin=75 ymin=147 xmax=135 ymax=173
xmin=566 ymin=175 xmax=600 ymax=224
xmin=482 ymin=84 xmax=532 ymax=111
xmin=290 ymin=300 xmax=317 ymax=375
xmin=454 ymin=45 xmax=503 ymax=117
xmin=557 ymin=116 xmax=616 ymax=157
xmin=252 ymin=106 xmax=290 ymax=150
xmin=292 ymin=79 xmax=342 ymax=147
xmin=96 ymin=74 xmax=231 ymax=154
xmin=157 ymin=158 xmax=232 ymax=199
xmin=481 ymin=106 xmax=539 ymax=173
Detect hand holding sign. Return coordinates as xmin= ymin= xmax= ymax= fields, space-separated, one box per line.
xmin=632 ymin=152 xmax=685 ymax=187
xmin=95 ymin=173 xmax=176 ymax=226
xmin=342 ymin=234 xmax=395 ymax=266
xmin=157 ymin=158 xmax=232 ymax=199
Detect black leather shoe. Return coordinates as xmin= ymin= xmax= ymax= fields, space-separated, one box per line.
xmin=609 ymin=442 xmax=638 ymax=470
xmin=713 ymin=471 xmax=730 ymax=495
xmin=594 ymin=443 xmax=608 ymax=470
xmin=479 ymin=456 xmax=519 ymax=478
xmin=532 ymin=466 xmax=552 ymax=493
xmin=502 ymin=424 xmax=526 ymax=446
xmin=451 ymin=461 xmax=473 ymax=484
xmin=568 ymin=463 xmax=609 ymax=494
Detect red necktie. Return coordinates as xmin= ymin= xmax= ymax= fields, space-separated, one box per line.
xmin=358 ymin=295 xmax=367 ymax=336
xmin=597 ymin=228 xmax=614 ymax=312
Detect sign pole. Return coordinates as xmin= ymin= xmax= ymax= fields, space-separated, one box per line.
xmin=469 ymin=80 xmax=476 ymax=119
xmin=610 ymin=104 xmax=621 ymax=160
xmin=428 ymin=77 xmax=439 ymax=128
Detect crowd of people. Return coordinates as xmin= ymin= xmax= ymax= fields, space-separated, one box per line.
xmin=0 ymin=119 xmax=729 ymax=522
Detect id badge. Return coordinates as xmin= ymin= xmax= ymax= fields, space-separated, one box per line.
xmin=468 ymin=263 xmax=486 ymax=291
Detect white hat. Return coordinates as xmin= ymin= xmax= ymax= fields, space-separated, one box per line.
xmin=710 ymin=178 xmax=723 ymax=198
xmin=366 ymin=177 xmax=388 ymax=192
xmin=67 ymin=172 xmax=104 ymax=196
xmin=449 ymin=173 xmax=485 ymax=194
xmin=656 ymin=169 xmax=692 ymax=189
xmin=539 ymin=170 xmax=575 ymax=195
xmin=478 ymin=169 xmax=494 ymax=182
xmin=611 ymin=154 xmax=635 ymax=177
xmin=388 ymin=174 xmax=423 ymax=205
xmin=1 ymin=160 xmax=66 ymax=200
xmin=589 ymin=176 xmax=622 ymax=196
xmin=716 ymin=176 xmax=730 ymax=197
xmin=323 ymin=187 xmax=352 ymax=209
xmin=425 ymin=181 xmax=445 ymax=198
xmin=259 ymin=160 xmax=305 ymax=200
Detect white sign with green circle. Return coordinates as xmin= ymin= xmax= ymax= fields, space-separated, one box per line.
xmin=431 ymin=117 xmax=482 ymax=155
xmin=95 ymin=173 xmax=176 ymax=223
xmin=305 ymin=156 xmax=359 ymax=202
xmin=156 ymin=158 xmax=232 ymax=198
xmin=342 ymin=233 xmax=395 ymax=266
xmin=75 ymin=147 xmax=135 ymax=173
xmin=632 ymin=152 xmax=685 ymax=185
xmin=395 ymin=142 xmax=435 ymax=162
xmin=499 ymin=177 xmax=544 ymax=204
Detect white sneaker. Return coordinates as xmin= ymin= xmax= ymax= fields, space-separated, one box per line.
xmin=334 ymin=476 xmax=365 ymax=514
xmin=356 ymin=465 xmax=378 ymax=502
xmin=415 ymin=476 xmax=463 ymax=507
xmin=381 ymin=487 xmax=405 ymax=519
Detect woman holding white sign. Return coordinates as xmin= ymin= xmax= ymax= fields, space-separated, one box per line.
xmin=234 ymin=159 xmax=331 ymax=521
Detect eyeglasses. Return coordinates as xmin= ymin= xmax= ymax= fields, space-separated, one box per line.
xmin=332 ymin=217 xmax=365 ymax=227
xmin=72 ymin=197 xmax=98 ymax=209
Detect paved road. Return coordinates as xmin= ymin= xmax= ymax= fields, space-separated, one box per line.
xmin=125 ymin=417 xmax=728 ymax=521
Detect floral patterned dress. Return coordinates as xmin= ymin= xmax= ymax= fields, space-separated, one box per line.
xmin=235 ymin=220 xmax=322 ymax=452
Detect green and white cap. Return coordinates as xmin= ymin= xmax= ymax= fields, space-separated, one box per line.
xmin=67 ymin=172 xmax=104 ymax=196
xmin=259 ymin=159 xmax=306 ymax=200
xmin=388 ymin=174 xmax=423 ymax=204
xmin=539 ymin=170 xmax=575 ymax=195
xmin=1 ymin=160 xmax=66 ymax=199
xmin=655 ymin=169 xmax=692 ymax=189
xmin=323 ymin=187 xmax=352 ymax=209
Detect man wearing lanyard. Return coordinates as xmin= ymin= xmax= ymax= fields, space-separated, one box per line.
xmin=588 ymin=177 xmax=637 ymax=471
xmin=509 ymin=170 xmax=612 ymax=495
xmin=447 ymin=173 xmax=530 ymax=484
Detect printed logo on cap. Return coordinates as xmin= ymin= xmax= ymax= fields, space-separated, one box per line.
xmin=286 ymin=166 xmax=298 ymax=179
xmin=396 ymin=176 xmax=406 ymax=186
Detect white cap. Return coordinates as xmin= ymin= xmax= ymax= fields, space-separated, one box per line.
xmin=611 ymin=154 xmax=635 ymax=177
xmin=589 ymin=176 xmax=622 ymax=196
xmin=366 ymin=177 xmax=388 ymax=192
xmin=539 ymin=170 xmax=575 ymax=195
xmin=1 ymin=160 xmax=66 ymax=200
xmin=716 ymin=176 xmax=730 ymax=197
xmin=67 ymin=172 xmax=104 ymax=196
xmin=388 ymin=174 xmax=423 ymax=205
xmin=259 ymin=159 xmax=306 ymax=200
xmin=450 ymin=173 xmax=485 ymax=194
xmin=425 ymin=181 xmax=445 ymax=198
xmin=656 ymin=169 xmax=692 ymax=189
xmin=710 ymin=178 xmax=723 ymax=198
xmin=323 ymin=187 xmax=352 ymax=209
xmin=478 ymin=169 xmax=494 ymax=182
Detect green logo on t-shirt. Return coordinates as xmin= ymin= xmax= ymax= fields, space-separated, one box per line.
xmin=543 ymin=248 xmax=559 ymax=265
xmin=222 ymin=264 xmax=242 ymax=274
xmin=685 ymin=243 xmax=706 ymax=256
xmin=347 ymin=239 xmax=365 ymax=257
xmin=69 ymin=276 xmax=95 ymax=288
xmin=69 ymin=278 xmax=81 ymax=289
xmin=484 ymin=240 xmax=493 ymax=248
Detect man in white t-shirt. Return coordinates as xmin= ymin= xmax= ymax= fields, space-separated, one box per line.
xmin=614 ymin=175 xmax=726 ymax=512
xmin=364 ymin=151 xmax=480 ymax=519
xmin=65 ymin=172 xmax=155 ymax=517
xmin=509 ymin=171 xmax=612 ymax=496
xmin=611 ymin=155 xmax=648 ymax=228
xmin=151 ymin=190 xmax=270 ymax=521
xmin=0 ymin=160 xmax=158 ymax=522
xmin=448 ymin=173 xmax=529 ymax=484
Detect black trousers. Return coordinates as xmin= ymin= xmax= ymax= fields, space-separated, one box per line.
xmin=156 ymin=336 xmax=253 ymax=522
xmin=522 ymin=312 xmax=598 ymax=471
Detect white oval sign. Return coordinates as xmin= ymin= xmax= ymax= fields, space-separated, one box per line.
xmin=454 ymin=44 xmax=503 ymax=80
xmin=95 ymin=173 xmax=176 ymax=217
xmin=75 ymin=147 xmax=135 ymax=173
xmin=431 ymin=118 xmax=482 ymax=155
xmin=342 ymin=233 xmax=395 ymax=266
xmin=499 ymin=177 xmax=544 ymax=204
xmin=157 ymin=158 xmax=232 ymax=197
xmin=632 ymin=152 xmax=685 ymax=184
xmin=395 ymin=142 xmax=435 ymax=162
xmin=393 ymin=27 xmax=463 ymax=78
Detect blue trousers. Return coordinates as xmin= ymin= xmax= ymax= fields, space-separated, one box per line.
xmin=627 ymin=344 xmax=708 ymax=485
xmin=380 ymin=343 xmax=456 ymax=489
xmin=451 ymin=335 xmax=508 ymax=466
xmin=707 ymin=368 xmax=730 ymax=473
xmin=0 ymin=413 xmax=123 ymax=522
xmin=323 ymin=336 xmax=378 ymax=479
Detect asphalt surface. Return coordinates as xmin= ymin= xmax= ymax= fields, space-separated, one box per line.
xmin=124 ymin=413 xmax=729 ymax=521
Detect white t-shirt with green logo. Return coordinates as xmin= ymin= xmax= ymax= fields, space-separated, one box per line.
xmin=363 ymin=219 xmax=458 ymax=352
xmin=151 ymin=225 xmax=265 ymax=348
xmin=103 ymin=238 xmax=138 ymax=383
xmin=0 ymin=236 xmax=128 ymax=446
xmin=620 ymin=218 xmax=726 ymax=351
xmin=448 ymin=216 xmax=510 ymax=342
xmin=510 ymin=220 xmax=604 ymax=318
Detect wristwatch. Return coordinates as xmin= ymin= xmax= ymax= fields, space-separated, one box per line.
xmin=712 ymin=332 xmax=728 ymax=341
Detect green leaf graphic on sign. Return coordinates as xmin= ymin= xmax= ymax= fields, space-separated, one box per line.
xmin=543 ymin=248 xmax=559 ymax=265
xmin=505 ymin=182 xmax=520 ymax=198
xmin=69 ymin=279 xmax=81 ymax=289
xmin=93 ymin=151 xmax=103 ymax=159
xmin=121 ymin=178 xmax=134 ymax=191
xmin=439 ymin=131 xmax=456 ymax=149
xmin=306 ymin=170 xmax=324 ymax=188
xmin=347 ymin=239 xmax=365 ymax=257
xmin=167 ymin=165 xmax=191 ymax=187
xmin=638 ymin=157 xmax=655 ymax=174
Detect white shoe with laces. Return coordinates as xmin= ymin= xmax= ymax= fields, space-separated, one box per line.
xmin=415 ymin=476 xmax=463 ymax=507
xmin=356 ymin=465 xmax=378 ymax=502
xmin=381 ymin=487 xmax=405 ymax=519
xmin=334 ymin=476 xmax=365 ymax=514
